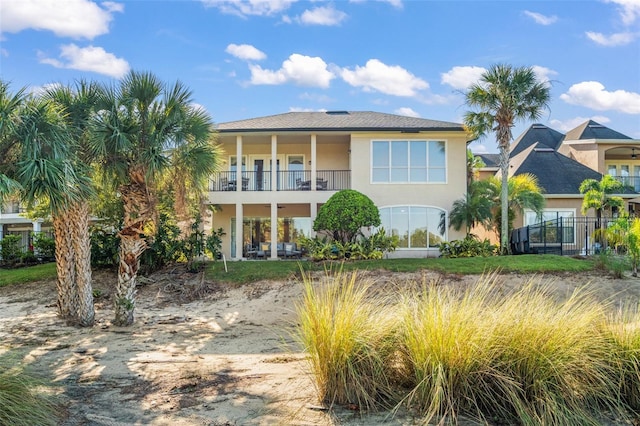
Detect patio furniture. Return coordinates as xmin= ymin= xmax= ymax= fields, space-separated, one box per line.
xmin=284 ymin=242 xmax=302 ymax=258
xmin=316 ymin=179 xmax=328 ymax=190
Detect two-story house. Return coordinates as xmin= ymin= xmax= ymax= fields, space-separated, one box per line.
xmin=208 ymin=111 xmax=470 ymax=260
xmin=0 ymin=200 xmax=45 ymax=251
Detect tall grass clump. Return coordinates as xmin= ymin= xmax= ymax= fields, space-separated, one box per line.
xmin=605 ymin=303 xmax=640 ymax=412
xmin=396 ymin=275 xmax=515 ymax=424
xmin=492 ymin=283 xmax=625 ymax=425
xmin=295 ymin=269 xmax=399 ymax=411
xmin=0 ymin=353 xmax=58 ymax=426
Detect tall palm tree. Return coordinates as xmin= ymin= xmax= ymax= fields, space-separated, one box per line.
xmin=464 ymin=64 xmax=550 ymax=253
xmin=91 ymin=71 xmax=218 ymax=326
xmin=44 ymin=81 xmax=101 ymax=327
xmin=0 ymin=81 xmax=84 ymax=320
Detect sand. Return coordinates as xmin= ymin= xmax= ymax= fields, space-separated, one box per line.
xmin=1 ymin=265 xmax=639 ymax=425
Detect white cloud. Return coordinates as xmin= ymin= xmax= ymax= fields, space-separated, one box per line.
xmin=469 ymin=142 xmax=489 ymax=154
xmin=289 ymin=107 xmax=327 ymax=112
xmin=395 ymin=107 xmax=420 ymax=118
xmin=441 ymin=66 xmax=486 ymax=90
xmin=585 ymin=31 xmax=637 ymax=46
xmin=39 ymin=44 xmax=130 ymax=79
xmin=28 ymin=82 xmax=63 ymax=97
xmin=201 ymin=0 xmax=296 ymax=17
xmin=299 ymin=5 xmax=347 ymax=26
xmin=340 ymin=59 xmax=428 ymax=97
xmin=523 ymin=10 xmax=558 ymax=25
xmin=249 ymin=53 xmax=335 ymax=88
xmin=225 ymin=43 xmax=266 ymax=61
xmin=532 ymin=65 xmax=558 ymax=84
xmin=560 ymin=81 xmax=640 ymax=114
xmin=0 ymin=0 xmax=122 ymax=39
xmin=299 ymin=92 xmax=333 ymax=103
xmin=606 ymin=0 xmax=640 ymax=25
xmin=350 ymin=0 xmax=403 ymax=7
xmin=0 ymin=48 xmax=7 ymax=57
xmin=549 ymin=116 xmax=611 ymax=132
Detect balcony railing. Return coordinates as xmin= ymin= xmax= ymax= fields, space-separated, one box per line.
xmin=609 ymin=175 xmax=640 ymax=193
xmin=209 ymin=170 xmax=350 ymax=192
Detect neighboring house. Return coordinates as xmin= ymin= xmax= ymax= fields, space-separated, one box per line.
xmin=475 ymin=120 xmax=640 ymax=253
xmin=208 ymin=111 xmax=470 ymax=260
xmin=0 ymin=200 xmax=46 ymax=251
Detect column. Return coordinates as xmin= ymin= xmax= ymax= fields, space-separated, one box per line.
xmin=235 ymin=203 xmax=243 ymax=259
xmin=311 ymin=134 xmax=317 ymax=191
xmin=310 ymin=203 xmax=317 ymax=238
xmin=271 ymin=135 xmax=277 ymax=191
xmin=270 ymin=201 xmax=278 ymax=259
xmin=31 ymin=221 xmax=42 ymax=253
xmin=236 ymin=135 xmax=243 ymax=192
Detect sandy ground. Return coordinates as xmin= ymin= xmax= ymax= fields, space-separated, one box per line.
xmin=2 ymin=265 xmax=640 ymax=426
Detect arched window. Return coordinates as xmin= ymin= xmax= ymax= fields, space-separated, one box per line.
xmin=379 ymin=206 xmax=446 ymax=249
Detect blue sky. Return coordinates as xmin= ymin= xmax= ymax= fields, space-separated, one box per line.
xmin=0 ymin=0 xmax=639 ymax=153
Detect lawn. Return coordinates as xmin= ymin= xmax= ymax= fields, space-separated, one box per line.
xmin=0 ymin=263 xmax=57 ymax=287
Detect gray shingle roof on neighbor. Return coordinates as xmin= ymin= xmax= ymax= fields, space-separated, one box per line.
xmin=509 ymin=143 xmax=603 ymax=194
xmin=510 ymin=123 xmax=565 ymax=157
xmin=217 ymin=111 xmax=464 ymax=133
xmin=564 ymin=120 xmax=632 ymax=141
xmin=477 ymin=153 xmax=500 ymax=168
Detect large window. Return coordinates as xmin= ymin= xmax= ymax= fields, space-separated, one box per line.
xmin=524 ymin=209 xmax=575 ymax=244
xmin=379 ymin=206 xmax=446 ymax=249
xmin=372 ymin=140 xmax=446 ymax=183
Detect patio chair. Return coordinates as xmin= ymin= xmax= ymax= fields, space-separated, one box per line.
xmin=284 ymin=242 xmax=302 ymax=259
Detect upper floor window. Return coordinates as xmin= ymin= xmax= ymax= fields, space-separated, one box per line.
xmin=371 ymin=140 xmax=446 ymax=183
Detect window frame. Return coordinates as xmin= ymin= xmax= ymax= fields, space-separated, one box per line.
xmin=378 ymin=205 xmax=447 ymax=250
xmin=370 ymin=139 xmax=447 ymax=184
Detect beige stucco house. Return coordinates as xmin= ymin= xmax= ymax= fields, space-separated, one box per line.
xmin=207 ymin=111 xmax=470 ymax=260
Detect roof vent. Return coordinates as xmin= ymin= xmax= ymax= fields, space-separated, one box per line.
xmin=532 ymin=124 xmax=547 ymax=129
xmin=588 ymin=124 xmax=605 ymax=128
xmin=325 ymin=111 xmax=349 ymax=115
xmin=534 ymin=147 xmax=554 ymax=152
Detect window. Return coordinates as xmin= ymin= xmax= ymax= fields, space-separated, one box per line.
xmin=378 ymin=206 xmax=446 ymax=249
xmin=524 ymin=209 xmax=575 ymax=244
xmin=371 ymin=140 xmax=446 ymax=183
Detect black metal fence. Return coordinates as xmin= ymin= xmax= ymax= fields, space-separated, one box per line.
xmin=511 ymin=217 xmax=622 ymax=256
xmin=208 ymin=170 xmax=350 ymax=192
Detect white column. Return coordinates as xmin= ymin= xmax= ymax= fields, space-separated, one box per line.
xmin=270 ymin=201 xmax=278 ymax=259
xmin=311 ymin=134 xmax=317 ymax=191
xmin=236 ymin=135 xmax=243 ymax=192
xmin=235 ymin=203 xmax=243 ymax=259
xmin=271 ymin=135 xmax=277 ymax=191
xmin=310 ymin=203 xmax=317 ymax=237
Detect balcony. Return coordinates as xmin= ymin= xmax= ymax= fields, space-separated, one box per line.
xmin=609 ymin=175 xmax=640 ymax=193
xmin=209 ymin=170 xmax=350 ymax=192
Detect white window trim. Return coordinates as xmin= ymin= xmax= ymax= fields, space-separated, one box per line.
xmin=286 ymin=154 xmax=306 ymax=170
xmin=370 ymin=139 xmax=448 ymax=184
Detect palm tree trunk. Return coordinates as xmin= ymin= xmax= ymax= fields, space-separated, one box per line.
xmin=499 ymin=145 xmax=510 ymax=254
xmin=52 ymin=213 xmax=78 ymax=321
xmin=71 ymin=200 xmax=94 ymax=327
xmin=113 ymin=176 xmax=153 ymax=326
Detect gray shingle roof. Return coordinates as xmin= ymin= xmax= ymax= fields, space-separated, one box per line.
xmin=217 ymin=111 xmax=464 ymax=133
xmin=477 ymin=153 xmax=500 ymax=168
xmin=510 ymin=143 xmax=603 ymax=194
xmin=510 ymin=123 xmax=565 ymax=157
xmin=564 ymin=120 xmax=632 ymax=141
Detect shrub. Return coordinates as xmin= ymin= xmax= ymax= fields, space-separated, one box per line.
xmin=0 ymin=353 xmax=58 ymax=426
xmin=295 ymin=269 xmax=399 ymax=410
xmin=313 ymin=189 xmax=380 ymax=244
xmin=32 ymin=233 xmax=55 ymax=261
xmin=438 ymin=236 xmax=497 ymax=258
xmin=299 ymin=229 xmax=397 ymax=261
xmin=90 ymin=226 xmax=119 ymax=267
xmin=0 ymin=234 xmax=22 ymax=265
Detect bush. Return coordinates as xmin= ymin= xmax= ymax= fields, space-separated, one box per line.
xmin=32 ymin=233 xmax=55 ymax=261
xmin=299 ymin=229 xmax=397 ymax=261
xmin=0 ymin=353 xmax=58 ymax=426
xmin=438 ymin=236 xmax=497 ymax=258
xmin=313 ymin=189 xmax=381 ymax=243
xmin=90 ymin=226 xmax=119 ymax=267
xmin=0 ymin=234 xmax=22 ymax=265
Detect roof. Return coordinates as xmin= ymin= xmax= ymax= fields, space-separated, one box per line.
xmin=508 ymin=143 xmax=603 ymax=194
xmin=564 ymin=120 xmax=632 ymax=141
xmin=510 ymin=123 xmax=565 ymax=157
xmin=476 ymin=153 xmax=500 ymax=168
xmin=216 ymin=111 xmax=465 ymax=133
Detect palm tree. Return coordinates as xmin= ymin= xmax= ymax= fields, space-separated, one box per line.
xmin=44 ymin=81 xmax=101 ymax=327
xmin=486 ymin=174 xmax=545 ymax=240
xmin=580 ymin=174 xmax=624 ymax=247
xmin=466 ymin=149 xmax=485 ymax=188
xmin=449 ymin=180 xmax=493 ymax=237
xmin=91 ymin=71 xmax=218 ymax=326
xmin=464 ymin=64 xmax=550 ymax=253
xmin=0 ymin=81 xmax=85 ymax=320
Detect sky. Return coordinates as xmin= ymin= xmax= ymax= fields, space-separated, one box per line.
xmin=0 ymin=0 xmax=639 ymax=154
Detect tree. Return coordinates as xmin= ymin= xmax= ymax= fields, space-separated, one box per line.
xmin=44 ymin=81 xmax=101 ymax=327
xmin=580 ymin=174 xmax=624 ymax=248
xmin=466 ymin=149 xmax=485 ymax=188
xmin=449 ymin=180 xmax=493 ymax=237
xmin=313 ymin=189 xmax=381 ymax=244
xmin=464 ymin=64 xmax=550 ymax=253
xmin=91 ymin=71 xmax=218 ymax=326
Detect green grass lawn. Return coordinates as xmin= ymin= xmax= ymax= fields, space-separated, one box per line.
xmin=206 ymin=254 xmax=595 ymax=284
xmin=0 ymin=263 xmax=57 ymax=287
